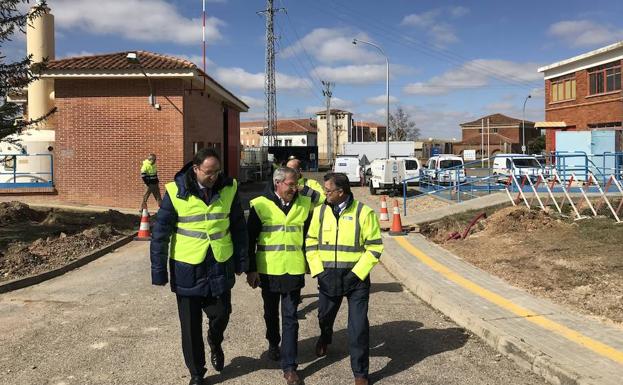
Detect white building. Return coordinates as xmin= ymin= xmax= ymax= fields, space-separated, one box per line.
xmin=240 ymin=119 xmax=317 ymax=148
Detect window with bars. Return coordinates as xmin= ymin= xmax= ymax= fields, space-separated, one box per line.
xmin=550 ymin=74 xmax=576 ymax=102
xmin=588 ymin=61 xmax=621 ymax=95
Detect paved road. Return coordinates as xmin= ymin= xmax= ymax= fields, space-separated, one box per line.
xmin=0 ymin=241 xmax=547 ymax=385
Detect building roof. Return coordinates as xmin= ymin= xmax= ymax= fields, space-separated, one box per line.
xmin=538 ymin=41 xmax=623 ymax=73
xmin=242 ymin=119 xmax=317 ymax=134
xmin=41 ymin=50 xmax=248 ymax=111
xmin=315 ymin=109 xmax=352 ymax=115
xmin=460 ymin=133 xmax=516 ymax=145
xmin=460 ymin=113 xmax=533 ymax=127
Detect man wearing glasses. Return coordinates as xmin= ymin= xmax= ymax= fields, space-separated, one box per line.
xmin=150 ymin=148 xmax=248 ymax=385
xmin=305 ymin=172 xmax=383 ymax=385
xmin=246 ymin=167 xmax=313 ymax=385
xmin=286 ymin=156 xmax=325 ymax=207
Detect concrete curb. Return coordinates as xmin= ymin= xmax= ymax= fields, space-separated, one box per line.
xmin=380 ymin=239 xmax=588 ymax=385
xmin=0 ymin=232 xmax=137 ymax=294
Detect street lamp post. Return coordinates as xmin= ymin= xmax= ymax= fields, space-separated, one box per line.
xmin=127 ymin=52 xmax=159 ymax=109
xmin=521 ymin=94 xmax=531 ymax=154
xmin=353 ymin=38 xmax=390 ymax=159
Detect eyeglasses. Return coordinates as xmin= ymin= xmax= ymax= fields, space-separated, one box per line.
xmin=324 ymin=188 xmax=342 ymax=194
xmin=196 ymin=167 xmax=221 ymax=177
xmin=279 ymin=181 xmax=298 ymax=190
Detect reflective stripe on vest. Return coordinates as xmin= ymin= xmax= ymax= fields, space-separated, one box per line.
xmin=315 ymin=200 xmax=369 ymax=265
xmin=250 ymin=194 xmax=312 ymax=275
xmin=166 ymin=180 xmax=236 ymax=264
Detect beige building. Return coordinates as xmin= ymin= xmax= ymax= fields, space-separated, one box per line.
xmin=316 ymin=109 xmax=353 ymax=165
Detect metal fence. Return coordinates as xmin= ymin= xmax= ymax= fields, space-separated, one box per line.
xmin=0 ymin=153 xmax=54 ymax=188
xmin=401 ymin=152 xmax=623 ymax=216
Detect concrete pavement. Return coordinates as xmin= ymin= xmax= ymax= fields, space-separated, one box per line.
xmin=380 ymin=233 xmax=623 ymax=385
xmin=0 ymin=241 xmax=546 ymax=385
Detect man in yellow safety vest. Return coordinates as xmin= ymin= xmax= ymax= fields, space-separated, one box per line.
xmin=305 ymin=172 xmax=383 ymax=385
xmin=150 ymin=148 xmax=248 ymax=385
xmin=286 ymin=156 xmax=325 ymax=206
xmin=246 ymin=166 xmax=313 ymax=385
xmin=140 ymin=153 xmax=162 ymax=210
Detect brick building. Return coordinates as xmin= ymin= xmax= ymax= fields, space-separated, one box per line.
xmin=240 ymin=118 xmax=317 ymax=148
xmin=454 ymin=113 xmax=536 ymax=157
xmin=537 ymin=41 xmax=623 ymax=153
xmin=41 ymin=51 xmax=248 ymax=210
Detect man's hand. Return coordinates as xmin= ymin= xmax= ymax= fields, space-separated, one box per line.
xmin=246 ymin=272 xmax=260 ymax=289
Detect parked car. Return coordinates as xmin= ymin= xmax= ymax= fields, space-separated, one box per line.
xmin=423 ymin=154 xmax=466 ymax=184
xmin=368 ymin=158 xmax=405 ymax=195
xmin=333 ymin=156 xmax=362 ymax=184
xmin=492 ymin=154 xmax=544 ymax=183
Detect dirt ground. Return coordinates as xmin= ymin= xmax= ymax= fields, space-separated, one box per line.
xmin=0 ymin=201 xmax=138 ymax=282
xmin=420 ymin=204 xmax=623 ymax=325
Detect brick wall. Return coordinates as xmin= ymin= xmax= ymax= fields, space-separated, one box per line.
xmin=544 ymin=61 xmax=623 ymax=152
xmin=183 ymin=90 xmax=225 ymax=161
xmin=53 ymin=78 xmax=185 ymax=211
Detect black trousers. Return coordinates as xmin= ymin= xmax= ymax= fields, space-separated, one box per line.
xmin=176 ymin=291 xmax=231 ymax=377
xmin=261 ymin=288 xmax=301 ymax=372
xmin=318 ymin=285 xmax=370 ymax=378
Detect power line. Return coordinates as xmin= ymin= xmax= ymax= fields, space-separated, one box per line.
xmin=303 ymin=0 xmax=541 ymax=91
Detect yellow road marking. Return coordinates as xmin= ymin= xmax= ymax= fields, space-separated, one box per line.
xmin=394 ymin=236 xmax=623 ymax=365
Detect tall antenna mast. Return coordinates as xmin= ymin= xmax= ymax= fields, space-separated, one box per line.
xmin=258 ymin=0 xmax=284 ymax=147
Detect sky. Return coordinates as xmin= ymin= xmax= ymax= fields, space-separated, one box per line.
xmin=6 ymin=0 xmax=623 ymax=139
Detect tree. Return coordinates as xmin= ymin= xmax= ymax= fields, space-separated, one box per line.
xmin=389 ymin=106 xmax=420 ymax=141
xmin=1 ymin=0 xmax=54 ymax=144
xmin=527 ymin=135 xmax=546 ymax=155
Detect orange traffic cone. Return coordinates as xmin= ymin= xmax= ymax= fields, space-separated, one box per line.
xmin=389 ymin=200 xmax=406 ymax=236
xmin=379 ymin=196 xmax=389 ymax=221
xmin=135 ymin=208 xmax=151 ymax=241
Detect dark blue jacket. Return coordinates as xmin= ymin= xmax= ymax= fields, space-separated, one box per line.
xmin=150 ymin=162 xmax=248 ymax=297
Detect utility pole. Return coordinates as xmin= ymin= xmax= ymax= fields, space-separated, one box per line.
xmin=322 ymin=80 xmax=334 ymax=166
xmin=258 ymin=0 xmax=284 ymax=147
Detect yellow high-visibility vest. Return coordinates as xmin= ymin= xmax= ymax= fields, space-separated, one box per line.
xmin=250 ymin=194 xmax=312 ymax=275
xmin=165 ymin=180 xmax=237 ymax=264
xmin=298 ymin=177 xmax=325 ymax=206
xmin=305 ymin=199 xmax=383 ymax=280
xmin=141 ymin=160 xmax=158 ymax=176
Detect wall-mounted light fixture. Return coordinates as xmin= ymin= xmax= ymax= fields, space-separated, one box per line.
xmin=126 ymin=52 xmax=160 ymax=109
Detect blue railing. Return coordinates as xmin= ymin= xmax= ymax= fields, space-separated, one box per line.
xmin=0 ymin=153 xmax=54 ymax=188
xmin=401 ymin=152 xmax=623 ymax=216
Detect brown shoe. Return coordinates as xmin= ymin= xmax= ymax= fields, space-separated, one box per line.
xmin=315 ymin=338 xmax=328 ymax=357
xmin=284 ymin=370 xmax=302 ymax=385
xmin=354 ymin=377 xmax=369 ymax=385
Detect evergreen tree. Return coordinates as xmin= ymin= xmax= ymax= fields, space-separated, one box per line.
xmin=1 ymin=0 xmax=54 ymax=144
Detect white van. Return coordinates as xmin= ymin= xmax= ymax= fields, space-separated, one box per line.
xmin=368 ymin=158 xmax=405 ymax=195
xmin=333 ymin=156 xmax=362 ymax=184
xmin=492 ymin=154 xmax=543 ymax=183
xmin=424 ymin=154 xmax=466 ymax=184
xmin=395 ymin=156 xmax=421 ymax=184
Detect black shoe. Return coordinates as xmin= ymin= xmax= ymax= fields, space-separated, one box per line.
xmin=189 ymin=375 xmax=205 ymax=385
xmin=315 ymin=338 xmax=328 ymax=357
xmin=268 ymin=344 xmax=281 ymax=361
xmin=210 ymin=345 xmax=224 ymax=372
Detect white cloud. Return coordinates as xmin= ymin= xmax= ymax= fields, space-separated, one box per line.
xmin=313 ymin=64 xmax=386 ymax=85
xmin=63 ymin=50 xmax=96 ymax=58
xmin=548 ymin=20 xmax=623 ymax=48
xmin=312 ymin=63 xmax=416 ymax=86
xmin=214 ymin=67 xmax=312 ymax=91
xmin=52 ymin=0 xmax=225 ymax=45
xmin=401 ymin=7 xmax=469 ymax=46
xmin=280 ymin=28 xmax=381 ymax=64
xmin=403 ymin=59 xmax=542 ymax=96
xmin=240 ymin=95 xmax=264 ymax=110
xmin=365 ymin=94 xmax=398 ymax=105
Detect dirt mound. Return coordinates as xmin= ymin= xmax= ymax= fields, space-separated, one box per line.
xmin=0 ymin=201 xmax=47 ymax=225
xmin=480 ymin=206 xmax=569 ymax=236
xmin=0 ymin=224 xmax=122 ymax=280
